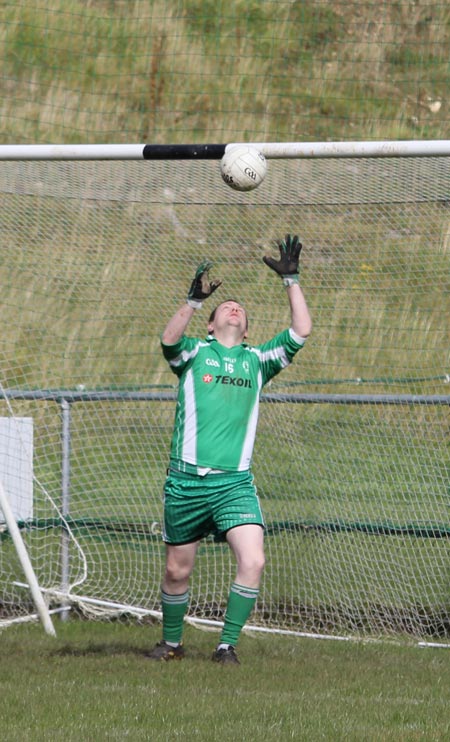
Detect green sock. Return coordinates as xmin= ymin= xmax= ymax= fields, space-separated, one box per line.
xmin=220 ymin=582 xmax=259 ymax=647
xmin=161 ymin=589 xmax=189 ymax=644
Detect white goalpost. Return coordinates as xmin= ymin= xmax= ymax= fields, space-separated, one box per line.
xmin=0 ymin=141 xmax=448 ymax=645
xmin=0 ymin=478 xmax=55 ymax=636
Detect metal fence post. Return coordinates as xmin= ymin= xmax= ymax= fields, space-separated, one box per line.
xmin=60 ymin=398 xmax=71 ymax=621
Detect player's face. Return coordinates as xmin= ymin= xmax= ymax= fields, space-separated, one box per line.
xmin=208 ymin=301 xmax=248 ymax=338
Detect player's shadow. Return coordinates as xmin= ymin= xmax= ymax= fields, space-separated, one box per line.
xmin=53 ymin=642 xmax=147 ymax=658
xmin=52 ymin=642 xmax=205 ymax=660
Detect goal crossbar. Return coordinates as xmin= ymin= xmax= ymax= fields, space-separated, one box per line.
xmin=0 ymin=140 xmax=450 ymax=160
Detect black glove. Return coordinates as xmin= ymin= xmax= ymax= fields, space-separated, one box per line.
xmin=263 ymin=234 xmax=302 ymax=286
xmin=187 ymin=260 xmax=222 ymax=309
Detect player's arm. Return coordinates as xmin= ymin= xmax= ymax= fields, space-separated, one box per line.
xmin=285 ymin=282 xmax=312 ymax=338
xmin=161 ymin=260 xmax=222 ymax=345
xmin=263 ymin=233 xmax=312 ymax=338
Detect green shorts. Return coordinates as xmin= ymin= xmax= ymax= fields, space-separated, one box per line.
xmin=162 ymin=464 xmax=265 ymax=545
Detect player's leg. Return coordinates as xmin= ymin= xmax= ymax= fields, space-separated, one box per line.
xmin=213 ymin=524 xmax=265 ymax=664
xmin=226 ymin=523 xmax=265 ymax=588
xmin=147 ymin=541 xmax=198 ymax=660
xmin=163 ymin=540 xmax=199 ymax=594
xmin=148 ymin=466 xmax=211 ymax=660
xmin=161 ymin=541 xmax=199 ymax=642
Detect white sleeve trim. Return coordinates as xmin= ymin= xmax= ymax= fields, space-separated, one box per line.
xmin=289 ymin=327 xmax=307 ymax=345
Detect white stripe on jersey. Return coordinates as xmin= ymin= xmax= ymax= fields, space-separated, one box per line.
xmin=238 ymin=369 xmax=263 ymax=470
xmin=249 ymin=344 xmax=290 ymax=369
xmin=169 ymin=341 xmax=208 ymax=369
xmin=181 ymin=368 xmax=197 ymax=463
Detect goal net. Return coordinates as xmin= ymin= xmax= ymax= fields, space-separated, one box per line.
xmin=0 ymin=147 xmax=448 ymax=642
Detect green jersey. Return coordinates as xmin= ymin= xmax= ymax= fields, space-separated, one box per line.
xmin=161 ymin=328 xmax=306 ymax=472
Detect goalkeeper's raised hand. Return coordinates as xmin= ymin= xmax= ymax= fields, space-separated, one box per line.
xmin=187 ymin=260 xmax=222 ymax=309
xmin=263 ymin=234 xmax=302 ymax=286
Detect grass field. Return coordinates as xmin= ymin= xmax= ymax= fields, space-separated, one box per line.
xmin=0 ymin=620 xmax=449 ymax=741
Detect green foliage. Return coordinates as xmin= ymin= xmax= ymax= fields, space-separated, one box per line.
xmin=289 ymin=1 xmax=344 ymax=49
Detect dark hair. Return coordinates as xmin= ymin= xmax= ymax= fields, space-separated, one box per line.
xmin=208 ymin=299 xmax=248 ymax=330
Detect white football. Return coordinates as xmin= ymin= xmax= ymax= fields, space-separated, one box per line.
xmin=220 ymin=146 xmax=267 ymax=191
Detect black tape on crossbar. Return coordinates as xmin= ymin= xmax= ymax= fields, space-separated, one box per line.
xmin=142 ymin=144 xmax=226 ymax=160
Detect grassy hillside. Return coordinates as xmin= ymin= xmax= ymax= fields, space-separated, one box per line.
xmin=0 ymin=0 xmax=448 ymax=143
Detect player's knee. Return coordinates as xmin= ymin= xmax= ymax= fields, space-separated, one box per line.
xmin=164 ymin=558 xmax=193 ymax=585
xmin=240 ymin=551 xmax=265 ymax=580
xmin=255 ymin=551 xmax=266 ymax=576
xmin=165 ymin=565 xmax=189 ymax=585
